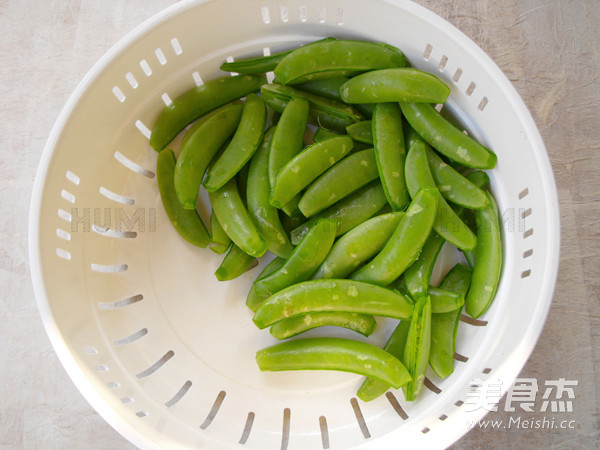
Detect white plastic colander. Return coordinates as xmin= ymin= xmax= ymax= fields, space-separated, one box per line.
xmin=29 ymin=0 xmax=560 ymax=448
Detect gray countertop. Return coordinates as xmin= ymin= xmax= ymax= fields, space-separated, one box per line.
xmin=1 ymin=0 xmax=597 ymax=448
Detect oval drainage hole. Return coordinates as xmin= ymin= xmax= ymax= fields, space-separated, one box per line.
xmin=350 ymin=398 xmax=370 ymax=439
xmin=98 ymin=294 xmax=143 ymax=310
xmin=281 ymin=407 xmax=291 ymax=450
xmin=385 ymin=391 xmax=408 ymax=419
xmin=239 ymin=412 xmax=255 ymax=445
xmin=135 ymin=350 xmax=174 ymax=379
xmin=319 ymin=415 xmax=330 ymax=449
xmin=165 ymin=380 xmax=192 ymax=407
xmin=200 ymin=390 xmax=226 ymax=429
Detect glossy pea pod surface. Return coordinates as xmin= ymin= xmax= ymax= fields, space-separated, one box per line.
xmin=269 ymin=312 xmax=377 ymax=340
xmin=403 ymin=296 xmax=432 ymax=401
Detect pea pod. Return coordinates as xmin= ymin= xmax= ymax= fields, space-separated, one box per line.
xmin=156 ymin=149 xmax=210 ymax=247
xmin=429 ymin=286 xmax=464 ymax=313
xmin=296 ymin=77 xmax=376 ymax=118
xmin=270 ymin=312 xmax=377 ymax=340
xmin=424 ymin=145 xmax=489 ymax=209
xmin=246 ymin=257 xmax=285 ymax=312
xmin=400 ymin=102 xmax=497 ymax=169
xmin=311 ymin=212 xmax=404 ymax=280
xmin=298 ymin=148 xmax=379 ymax=217
xmin=246 ymin=127 xmax=294 ymax=258
xmin=261 ymin=84 xmax=363 ymax=132
xmin=465 ymin=191 xmax=502 ymax=318
xmin=402 ymin=296 xmax=432 ymax=401
xmin=430 ymin=263 xmax=472 ymax=378
xmin=179 ymin=101 xmax=242 ymax=150
xmin=150 ymin=74 xmax=265 ymax=151
xmin=256 ymin=337 xmax=411 ymax=389
xmin=215 ymin=244 xmax=257 ymax=281
xmin=274 ymin=39 xmax=406 ymax=85
xmin=290 ymin=180 xmax=388 ymax=245
xmin=270 ymin=136 xmax=353 ymax=208
xmin=350 ymin=187 xmax=438 ymax=286
xmin=346 ymin=121 xmax=373 ymax=144
xmin=253 ymin=279 xmax=414 ymax=329
xmin=404 ymin=140 xmax=477 ymax=251
xmin=268 ymin=97 xmax=310 ymax=188
xmin=174 ymin=103 xmax=243 ymax=209
xmin=253 ymin=218 xmax=336 ymax=297
xmin=372 ymin=102 xmax=410 ymax=210
xmin=208 ymin=177 xmax=267 ymax=258
xmin=357 ymin=319 xmax=412 ymax=402
xmin=313 ymin=127 xmax=341 ymax=143
xmin=209 ymin=212 xmax=231 ymax=254
xmin=340 ymin=68 xmax=450 ymax=104
xmin=203 ymin=94 xmax=266 ymax=191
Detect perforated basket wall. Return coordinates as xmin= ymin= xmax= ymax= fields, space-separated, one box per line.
xmin=29 ymin=0 xmax=560 ymax=448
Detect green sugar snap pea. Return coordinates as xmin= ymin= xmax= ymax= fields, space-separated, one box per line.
xmin=274 ymin=39 xmax=406 ymax=85
xmin=351 ymin=187 xmax=439 ymax=286
xmin=268 ymin=97 xmax=310 ymax=188
xmin=209 ymin=212 xmax=231 ymax=254
xmin=403 ymin=231 xmax=445 ymax=297
xmin=174 ymin=103 xmax=243 ymax=209
xmin=430 ymin=263 xmax=472 ymax=378
xmin=261 ymin=84 xmax=363 ymax=132
xmin=208 ymin=177 xmax=267 ymax=258
xmin=424 ymin=146 xmax=489 ymax=209
xmin=404 ymin=139 xmax=477 ymax=251
xmin=246 ymin=257 xmax=285 ymax=312
xmin=372 ymin=102 xmax=410 ymax=211
xmin=270 ymin=136 xmax=353 ymax=208
xmin=253 ymin=218 xmax=337 ymax=298
xmin=403 ymin=296 xmax=432 ymax=401
xmin=429 ymin=286 xmax=465 ymax=313
xmin=340 ymin=68 xmax=450 ymax=104
xmin=270 ymin=312 xmax=377 ymax=340
xmin=313 ymin=127 xmax=341 ymax=143
xmin=346 ymin=121 xmax=373 ymax=144
xmin=298 ymin=148 xmax=379 ymax=217
xmin=312 ymin=212 xmax=404 ymax=280
xmin=156 ymin=149 xmax=210 ymax=247
xmin=252 ymin=279 xmax=414 ymax=329
xmin=290 ymin=180 xmax=388 ymax=245
xmin=203 ymin=94 xmax=266 ymax=192
xmin=256 ymin=337 xmax=411 ymax=389
xmin=357 ymin=318 xmax=412 ymax=402
xmin=465 ymin=191 xmax=502 ymax=318
xmin=150 ymin=74 xmax=265 ymax=151
xmin=215 ymin=244 xmax=257 ymax=281
xmin=246 ymin=127 xmax=294 ymax=258
xmin=400 ymin=102 xmax=497 ymax=169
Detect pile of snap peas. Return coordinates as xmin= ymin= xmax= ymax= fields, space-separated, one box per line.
xmin=152 ymin=38 xmax=502 ymax=402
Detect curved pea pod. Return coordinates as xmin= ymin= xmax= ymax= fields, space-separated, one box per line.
xmin=271 ymin=136 xmax=353 ymax=208
xmin=156 ymin=149 xmax=210 ymax=247
xmin=400 ymin=102 xmax=497 ymax=169
xmin=208 ymin=178 xmax=267 ymax=258
xmin=351 ymin=187 xmax=438 ymax=286
xmin=424 ymin=146 xmax=489 ymax=209
xmin=253 ymin=218 xmax=337 ymax=297
xmin=253 ymin=279 xmax=413 ymax=329
xmin=174 ymin=103 xmax=243 ymax=209
xmin=313 ymin=127 xmax=341 ymax=143
xmin=203 ymin=94 xmax=266 ymax=191
xmin=403 ymin=231 xmax=445 ymax=298
xmin=215 ymin=244 xmax=257 ymax=281
xmin=403 ymin=296 xmax=432 ymax=401
xmin=430 ymin=263 xmax=472 ymax=378
xmin=341 ymin=68 xmax=450 ymax=104
xmin=312 ymin=212 xmax=404 ymax=280
xmin=209 ymin=212 xmax=231 ymax=254
xmin=429 ymin=286 xmax=464 ymax=313
xmin=299 ymin=148 xmax=379 ymax=217
xmin=405 ymin=140 xmax=477 ymax=251
xmin=465 ymin=191 xmax=502 ymax=318
xmin=256 ymin=337 xmax=411 ymax=389
xmin=150 ymin=74 xmax=265 ymax=151
xmin=246 ymin=257 xmax=285 ymax=312
xmin=246 ymin=127 xmax=294 ymax=258
xmin=261 ymin=83 xmax=363 ymax=132
xmin=372 ymin=103 xmax=410 ymax=211
xmin=346 ymin=121 xmax=373 ymax=144
xmin=179 ymin=101 xmax=242 ymax=150
xmin=268 ymin=97 xmax=309 ymax=188
xmin=290 ymin=180 xmax=388 ymax=245
xmin=357 ymin=319 xmax=412 ymax=402
xmin=274 ymin=39 xmax=406 ymax=85
xmin=270 ymin=312 xmax=377 ymax=340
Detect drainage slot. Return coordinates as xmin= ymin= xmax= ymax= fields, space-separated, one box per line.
xmin=200 ymin=390 xmax=227 ymax=429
